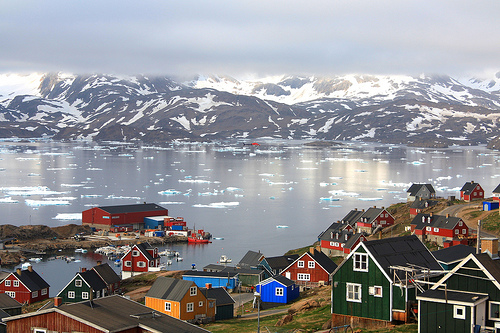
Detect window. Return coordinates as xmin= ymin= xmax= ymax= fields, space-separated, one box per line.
xmin=199 ymin=301 xmax=203 ymax=307
xmin=75 ymin=279 xmax=82 ymax=287
xmin=297 ymin=273 xmax=310 ymax=281
xmin=490 ymin=301 xmax=500 ymax=320
xmin=459 ymin=221 xmax=463 ymax=226
xmin=353 ymin=253 xmax=368 ymax=272
xmin=32 ymin=291 xmax=38 ymax=298
xmin=433 ymin=227 xmax=439 ymax=232
xmin=426 ymin=226 xmax=431 ymax=231
xmin=187 ymin=302 xmax=194 ymax=312
xmin=165 ymin=302 xmax=171 ymax=311
xmin=82 ymin=292 xmax=89 ymax=299
xmin=6 ymin=291 xmax=15 ymax=298
xmin=190 ymin=286 xmax=197 ymax=296
xmin=33 ymin=329 xmax=47 ymax=333
xmin=96 ymin=290 xmax=100 ymax=298
xmin=346 ymin=283 xmax=362 ymax=303
xmin=137 ymin=261 xmax=146 ymax=268
xmin=276 ymin=287 xmax=284 ymax=296
xmin=68 ymin=291 xmax=75 ymax=299
xmin=4 ymin=280 xmax=10 ymax=287
xmin=41 ymin=288 xmax=47 ymax=295
xmin=455 ymin=229 xmax=459 ymax=235
xmin=13 ymin=281 xmax=19 ymax=287
xmin=124 ymin=261 xmax=132 ymax=267
xmin=132 ymin=250 xmax=140 ymax=257
xmin=454 ymin=305 xmax=466 ymax=319
xmin=297 ymin=261 xmax=304 ymax=268
xmin=369 ymin=286 xmax=383 ymax=297
xmin=308 ymin=261 xmax=315 ymax=269
xmin=463 ymin=229 xmax=467 ymax=234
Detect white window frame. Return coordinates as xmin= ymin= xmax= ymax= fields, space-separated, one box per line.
xmin=353 ymin=253 xmax=368 ymax=272
xmin=199 ymin=301 xmax=203 ymax=307
xmin=13 ymin=280 xmax=19 ymax=287
xmin=132 ymin=250 xmax=140 ymax=257
xmin=463 ymin=229 xmax=467 ymax=234
xmin=346 ymin=283 xmax=362 ymax=303
xmin=426 ymin=226 xmax=431 ymax=232
xmin=137 ymin=261 xmax=146 ymax=268
xmin=124 ymin=261 xmax=132 ymax=267
xmin=4 ymin=280 xmax=10 ymax=287
xmin=297 ymin=273 xmax=310 ymax=281
xmin=82 ymin=292 xmax=89 ymax=300
xmin=454 ymin=305 xmax=466 ymax=320
xmin=187 ymin=302 xmax=194 ymax=312
xmin=190 ymin=286 xmax=197 ymax=296
xmin=41 ymin=288 xmax=47 ymax=296
xmin=68 ymin=291 xmax=75 ymax=299
xmin=33 ymin=329 xmax=47 ymax=333
xmin=32 ymin=290 xmax=38 ymax=298
xmin=308 ymin=261 xmax=315 ymax=269
xmin=459 ymin=221 xmax=463 ymax=226
xmin=276 ymin=287 xmax=284 ymax=296
xmin=455 ymin=229 xmax=459 ymax=235
xmin=6 ymin=291 xmax=15 ymax=298
xmin=165 ymin=302 xmax=171 ymax=312
xmin=75 ymin=279 xmax=82 ymax=287
xmin=297 ymin=261 xmax=304 ymax=268
xmin=373 ymin=286 xmax=382 ymax=297
xmin=489 ymin=301 xmax=500 ymax=320
xmin=433 ymin=227 xmax=439 ymax=232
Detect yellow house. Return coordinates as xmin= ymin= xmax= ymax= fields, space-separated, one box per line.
xmin=145 ymin=277 xmax=216 ymax=323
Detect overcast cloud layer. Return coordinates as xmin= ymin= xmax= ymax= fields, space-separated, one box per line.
xmin=1 ymin=0 xmax=499 ymax=78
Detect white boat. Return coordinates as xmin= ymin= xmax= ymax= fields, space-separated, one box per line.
xmin=176 ymin=257 xmax=183 ymax=262
xmin=21 ymin=263 xmax=32 ymax=270
xmin=166 ymin=260 xmax=172 ymax=265
xmin=213 ymin=237 xmax=224 ymax=240
xmin=159 ymin=249 xmax=175 ymax=256
xmin=220 ymin=255 xmax=232 ymax=263
xmin=276 ymin=225 xmax=289 ymax=228
xmin=75 ymin=248 xmax=88 ymax=253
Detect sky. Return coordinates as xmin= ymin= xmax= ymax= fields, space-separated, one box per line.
xmin=1 ymin=0 xmax=499 ymax=79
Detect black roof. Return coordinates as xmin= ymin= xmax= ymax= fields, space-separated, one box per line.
xmin=344 ymin=233 xmax=365 ymax=249
xmin=92 ymin=263 xmax=121 ymax=286
xmin=0 ymin=293 xmax=21 ymax=310
xmin=473 ymin=253 xmax=500 ymax=284
xmin=264 ymin=275 xmax=295 ymax=287
xmin=363 ymin=235 xmax=443 ymax=277
xmin=264 ymin=255 xmax=299 ymax=270
xmin=494 ymin=184 xmax=500 ymax=194
xmin=460 ymin=181 xmax=480 ymax=195
xmin=146 ymin=277 xmax=194 ymax=302
xmin=79 ymin=270 xmax=107 ymax=291
xmin=183 ymin=271 xmax=238 ymax=278
xmin=407 ymin=183 xmax=435 ymax=196
xmin=340 ymin=210 xmax=364 ymax=226
xmin=409 ymin=199 xmax=438 ymax=209
xmin=418 ymin=289 xmax=488 ymax=305
xmin=203 ymin=264 xmax=227 ymax=272
xmin=97 ymin=203 xmax=166 ymax=214
xmin=221 ymin=267 xmax=264 ymax=275
xmin=4 ymin=295 xmax=209 ymax=333
xmin=238 ymin=250 xmax=264 ymax=268
xmin=200 ymin=287 xmax=235 ymax=306
xmin=318 ymin=222 xmax=352 ymax=239
xmin=358 ymin=207 xmax=387 ymax=224
xmin=309 ymin=249 xmax=338 ymax=274
xmin=432 ymin=245 xmax=476 ymax=265
xmin=411 ymin=213 xmax=462 ymax=231
xmin=134 ymin=242 xmax=156 ymax=261
xmin=13 ymin=269 xmax=50 ymax=292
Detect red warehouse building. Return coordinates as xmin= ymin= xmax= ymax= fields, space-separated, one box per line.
xmin=0 ymin=266 xmax=50 ymax=305
xmin=82 ymin=203 xmax=168 ymax=229
xmin=120 ymin=242 xmax=161 ymax=279
xmin=460 ymin=181 xmax=484 ymax=202
xmin=411 ymin=213 xmax=469 ymax=246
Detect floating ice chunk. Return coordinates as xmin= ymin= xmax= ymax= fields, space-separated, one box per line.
xmin=53 ymin=213 xmax=82 ymax=220
xmin=268 ymin=181 xmax=295 ymax=186
xmin=192 ymin=202 xmax=239 ymax=208
xmin=226 ymin=187 xmax=243 ymax=192
xmin=28 ymin=173 xmax=40 ymax=176
xmin=358 ymin=197 xmax=383 ymax=201
xmin=105 ymin=195 xmax=141 ymax=200
xmin=81 ymin=194 xmax=103 ymax=198
xmin=436 ymin=176 xmax=452 ymax=181
xmin=258 ymin=173 xmax=275 ymax=177
xmin=179 ymin=179 xmax=212 ymax=184
xmin=26 ymin=199 xmax=70 ymax=206
xmin=0 ymin=197 xmax=18 ymax=203
xmin=328 ymin=190 xmax=360 ymax=197
xmin=158 ymin=189 xmax=182 ymax=195
xmin=408 ymin=161 xmax=425 ymax=165
xmin=159 ymin=201 xmax=186 ymax=205
xmin=86 ymin=168 xmax=103 ymax=171
xmin=61 ymin=184 xmax=85 ymax=187
xmin=1 ymin=186 xmax=65 ymax=196
xmin=320 ymin=182 xmax=337 ymax=187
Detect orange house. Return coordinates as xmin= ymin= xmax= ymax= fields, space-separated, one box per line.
xmin=145 ymin=277 xmax=215 ymax=323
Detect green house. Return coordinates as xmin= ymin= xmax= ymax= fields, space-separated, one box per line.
xmin=56 ymin=269 xmax=108 ymax=304
xmin=331 ymin=235 xmax=443 ymax=328
xmin=418 ymin=253 xmax=500 ymax=332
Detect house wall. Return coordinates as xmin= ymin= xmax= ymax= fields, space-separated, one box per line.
xmin=419 ymin=301 xmax=471 ymax=333
xmin=331 ymin=247 xmax=392 ymax=322
xmin=182 ymin=276 xmax=237 ymax=290
xmin=256 ymin=281 xmax=296 ymax=304
xmin=0 ymin=275 xmax=48 ymax=305
xmin=283 ymin=254 xmax=330 ymax=285
xmin=82 ymin=207 xmax=168 ymax=228
xmin=145 ymin=297 xmax=181 ymax=319
xmin=58 ymin=277 xmax=94 ymax=304
xmin=215 ymin=304 xmax=234 ymax=320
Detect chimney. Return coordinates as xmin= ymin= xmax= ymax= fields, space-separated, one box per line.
xmin=481 ymin=238 xmax=499 ymax=258
xmin=205 ymin=283 xmax=212 ymax=289
xmin=54 ymin=297 xmax=62 ymax=307
xmin=97 ymin=260 xmax=102 ymax=266
xmin=373 ymin=206 xmax=376 ymax=209
xmin=81 ymin=267 xmax=87 ymax=273
xmin=309 ymin=247 xmax=315 ymax=254
xmin=471 ymin=180 xmax=474 ymax=184
xmin=446 ymin=214 xmax=450 ymax=218
xmin=16 ymin=268 xmax=21 ymax=276
xmin=422 ymin=216 xmax=425 ymax=223
xmin=28 ymin=265 xmax=33 ymax=272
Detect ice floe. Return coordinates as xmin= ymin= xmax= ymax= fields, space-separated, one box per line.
xmin=0 ymin=186 xmax=66 ymax=196
xmin=158 ymin=189 xmax=182 ymax=195
xmin=26 ymin=199 xmax=70 ymax=206
xmin=0 ymin=197 xmax=18 ymax=203
xmin=192 ymin=202 xmax=240 ymax=208
xmin=53 ymin=213 xmax=82 ymax=220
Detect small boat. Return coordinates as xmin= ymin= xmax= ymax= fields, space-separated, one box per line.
xmin=166 ymin=260 xmax=172 ymax=265
xmin=75 ymin=248 xmax=88 ymax=253
xmin=21 ymin=263 xmax=32 ymax=270
xmin=159 ymin=249 xmax=175 ymax=256
xmin=29 ymin=257 xmax=42 ymax=262
xmin=188 ymin=236 xmax=212 ymax=244
xmin=176 ymin=257 xmax=183 ymax=262
xmin=213 ymin=237 xmax=224 ymax=240
xmin=114 ymin=259 xmax=121 ymax=266
xmin=220 ymin=255 xmax=232 ymax=263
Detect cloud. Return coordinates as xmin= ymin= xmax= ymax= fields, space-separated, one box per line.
xmin=1 ymin=0 xmax=499 ymax=78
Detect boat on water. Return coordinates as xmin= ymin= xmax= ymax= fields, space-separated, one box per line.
xmin=276 ymin=225 xmax=289 ymax=229
xmin=187 ymin=236 xmax=212 ymax=244
xmin=213 ymin=237 xmax=224 ymax=240
xmin=75 ymin=248 xmax=88 ymax=253
xmin=220 ymin=255 xmax=232 ymax=263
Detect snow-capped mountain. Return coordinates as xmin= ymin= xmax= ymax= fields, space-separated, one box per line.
xmin=2 ymin=72 xmax=500 ymax=147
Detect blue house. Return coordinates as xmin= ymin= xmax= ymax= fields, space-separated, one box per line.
xmin=256 ymin=275 xmax=299 ymax=305
xmin=182 ymin=271 xmax=239 ymax=291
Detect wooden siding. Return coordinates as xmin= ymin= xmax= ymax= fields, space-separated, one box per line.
xmin=282 ymin=254 xmax=330 ymax=285
xmin=0 ymin=275 xmax=49 ymax=305
xmin=419 ymin=301 xmax=471 ymax=333
xmin=58 ymin=278 xmax=95 ymax=303
xmin=82 ymin=207 xmax=168 ymax=227
xmin=331 ymin=247 xmax=391 ymax=322
xmin=145 ymin=297 xmax=181 ymax=319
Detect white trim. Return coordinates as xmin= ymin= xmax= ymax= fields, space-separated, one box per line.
xmin=57 ymin=273 xmax=91 ymax=298
xmin=346 ymin=283 xmax=362 ymax=303
xmin=275 ymin=287 xmax=284 ymax=296
xmin=187 ymin=302 xmax=194 ymax=312
xmin=489 ymin=301 xmax=500 ymax=321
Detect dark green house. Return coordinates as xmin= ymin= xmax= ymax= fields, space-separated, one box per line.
xmin=56 ymin=269 xmax=108 ymax=303
xmin=417 ymin=253 xmax=500 ymax=332
xmin=331 ymin=235 xmax=443 ymax=329
xmin=200 ymin=286 xmax=235 ymax=320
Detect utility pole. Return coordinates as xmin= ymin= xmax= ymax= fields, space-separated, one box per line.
xmin=476 ymin=220 xmax=481 ymax=254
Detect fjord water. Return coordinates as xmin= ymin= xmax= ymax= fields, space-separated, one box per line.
xmin=1 ymin=140 xmax=499 ymax=295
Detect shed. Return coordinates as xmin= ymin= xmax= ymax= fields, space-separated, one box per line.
xmin=256 ymin=275 xmax=299 ymax=307
xmin=182 ymin=271 xmax=239 ymax=291
xmin=200 ymin=286 xmax=235 ymax=320
xmin=483 ymin=201 xmax=499 ymax=211
xmin=144 ymin=216 xmax=167 ymax=229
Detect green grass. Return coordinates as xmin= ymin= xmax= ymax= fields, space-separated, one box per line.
xmin=481 ymin=211 xmax=500 ymax=232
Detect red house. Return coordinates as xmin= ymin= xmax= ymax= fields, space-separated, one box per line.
xmin=409 ymin=198 xmax=438 ymax=216
xmin=460 ymin=181 xmax=484 ymax=202
xmin=355 ymin=206 xmax=395 ymax=234
xmin=120 ymin=242 xmax=161 ymax=279
xmin=82 ymin=203 xmax=168 ymax=229
xmin=411 ymin=213 xmax=469 ymax=246
xmin=493 ymin=184 xmax=500 ymax=200
xmin=0 ymin=266 xmax=50 ymax=305
xmin=318 ymin=222 xmax=365 ymax=257
xmin=281 ymin=248 xmax=337 ymax=288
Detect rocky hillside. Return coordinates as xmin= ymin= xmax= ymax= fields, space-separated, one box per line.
xmin=2 ymin=72 xmax=500 ymax=147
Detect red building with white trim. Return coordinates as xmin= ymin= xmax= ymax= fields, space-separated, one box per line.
xmin=411 ymin=213 xmax=469 ymax=246
xmin=0 ymin=266 xmax=50 ymax=305
xmin=82 ymin=203 xmax=168 ymax=230
xmin=120 ymin=242 xmax=161 ymax=279
xmin=460 ymin=181 xmax=484 ymax=202
xmin=281 ymin=249 xmax=337 ymax=288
